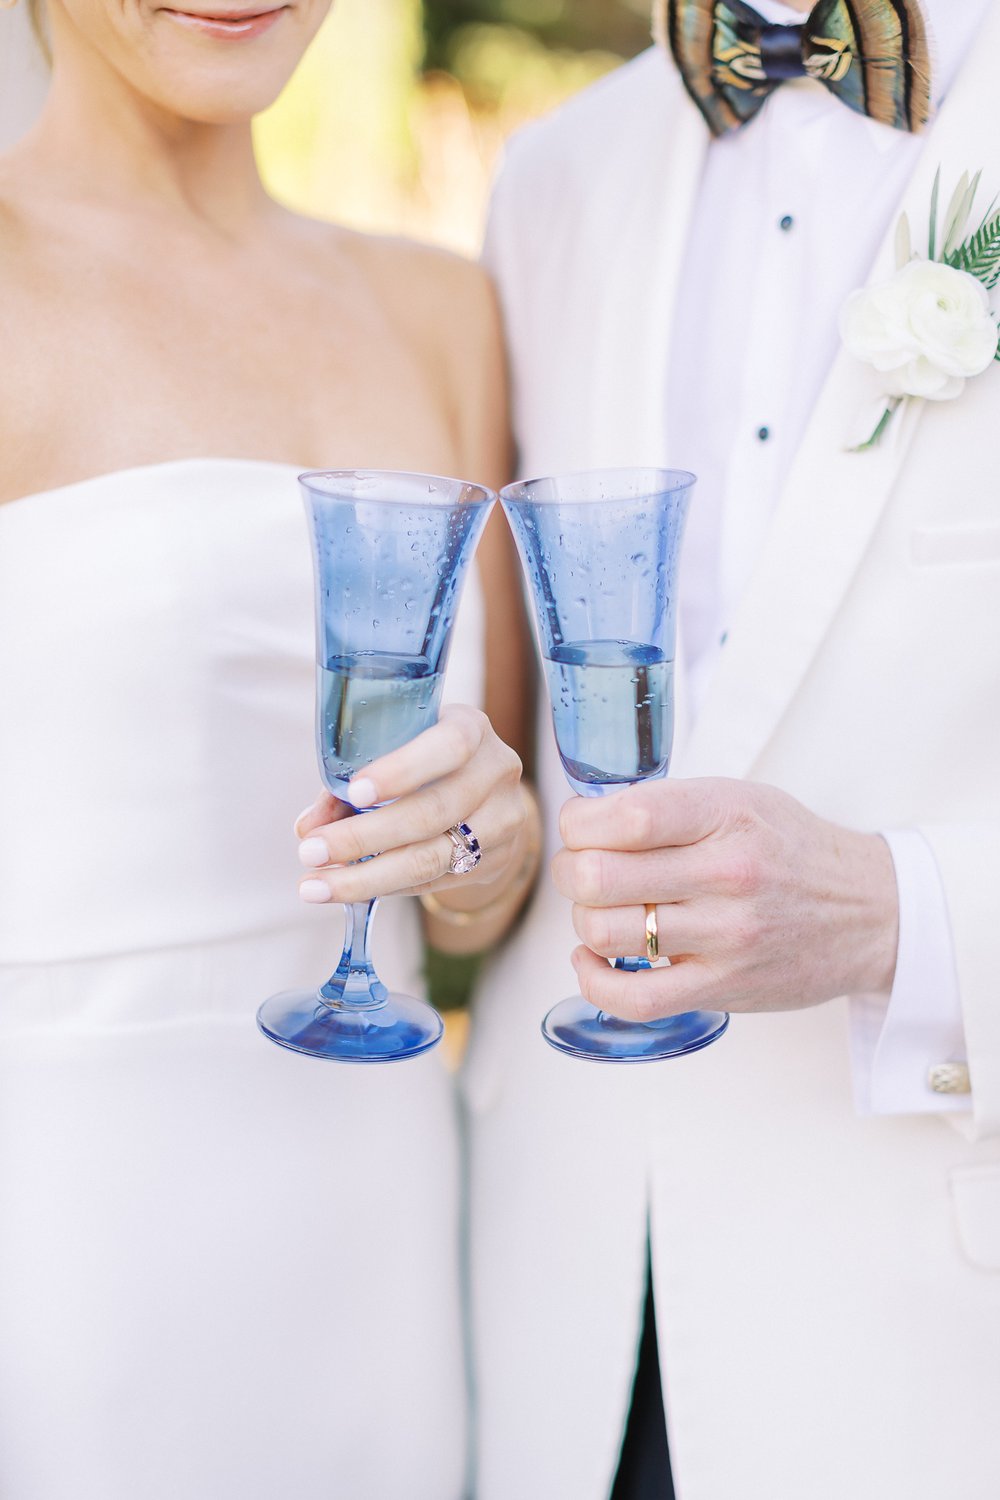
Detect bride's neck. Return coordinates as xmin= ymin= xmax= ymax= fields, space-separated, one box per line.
xmin=20 ymin=33 xmax=274 ymax=235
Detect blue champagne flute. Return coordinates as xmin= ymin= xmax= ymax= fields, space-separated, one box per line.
xmin=501 ymin=468 xmax=729 ymax=1062
xmin=257 ymin=469 xmax=494 ymax=1063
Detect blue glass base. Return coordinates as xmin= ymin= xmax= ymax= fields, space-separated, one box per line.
xmin=257 ymin=988 xmax=443 ymax=1063
xmin=542 ymin=996 xmax=729 ymax=1062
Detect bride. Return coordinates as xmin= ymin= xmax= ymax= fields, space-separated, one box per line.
xmin=0 ymin=1 xmax=536 ymax=1495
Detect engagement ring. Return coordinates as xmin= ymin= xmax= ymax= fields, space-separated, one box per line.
xmin=446 ymin=822 xmax=482 ymax=876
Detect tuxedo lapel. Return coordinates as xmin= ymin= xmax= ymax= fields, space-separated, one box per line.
xmin=672 ymin=2 xmax=1000 ymax=781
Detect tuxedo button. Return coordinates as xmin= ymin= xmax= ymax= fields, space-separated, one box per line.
xmin=779 ymin=214 xmax=794 ymax=231
xmin=928 ymin=1062 xmax=971 ymax=1095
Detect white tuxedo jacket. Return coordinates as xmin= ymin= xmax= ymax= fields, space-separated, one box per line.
xmin=466 ymin=16 xmax=1000 ymax=1500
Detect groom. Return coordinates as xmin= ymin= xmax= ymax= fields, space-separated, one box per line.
xmin=470 ymin=2 xmax=1000 ymax=1497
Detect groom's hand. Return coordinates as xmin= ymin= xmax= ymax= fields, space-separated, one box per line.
xmin=551 ymin=779 xmax=900 ymax=1022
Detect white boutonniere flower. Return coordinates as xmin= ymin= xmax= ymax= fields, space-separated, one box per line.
xmin=840 ymin=169 xmax=1000 ymax=450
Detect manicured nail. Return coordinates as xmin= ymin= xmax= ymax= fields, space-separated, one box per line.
xmin=298 ymin=837 xmax=330 ymax=869
xmin=299 ymin=879 xmax=333 ymax=904
xmin=347 ymin=777 xmax=377 ymax=810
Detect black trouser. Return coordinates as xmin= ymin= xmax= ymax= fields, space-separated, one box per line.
xmin=610 ymin=1268 xmax=675 ymax=1500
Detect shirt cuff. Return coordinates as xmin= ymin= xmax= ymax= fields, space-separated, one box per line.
xmin=848 ymin=828 xmax=969 ymax=1116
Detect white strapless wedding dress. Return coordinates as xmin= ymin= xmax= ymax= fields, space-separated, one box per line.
xmin=0 ymin=460 xmax=482 ymax=1500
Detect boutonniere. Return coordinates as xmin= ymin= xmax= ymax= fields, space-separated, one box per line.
xmin=840 ymin=169 xmax=1000 ymax=451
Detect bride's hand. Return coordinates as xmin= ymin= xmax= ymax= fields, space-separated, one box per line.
xmin=293 ymin=704 xmax=526 ymax=905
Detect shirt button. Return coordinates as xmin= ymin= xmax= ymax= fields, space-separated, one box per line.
xmin=779 ymin=214 xmax=794 ymax=231
xmin=757 ymin=426 xmax=771 ymax=442
xmin=719 ymin=631 xmax=729 ymax=647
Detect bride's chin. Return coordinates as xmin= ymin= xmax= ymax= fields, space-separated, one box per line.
xmin=129 ymin=41 xmax=308 ymax=124
xmin=89 ymin=0 xmax=330 ymax=125
xmin=43 ymin=0 xmax=332 ymax=122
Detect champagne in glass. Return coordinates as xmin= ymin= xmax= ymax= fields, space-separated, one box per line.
xmin=501 ymin=467 xmax=729 ymax=1062
xmin=545 ymin=639 xmax=674 ymax=792
xmin=257 ymin=470 xmax=494 ymax=1063
xmin=318 ymin=651 xmax=444 ymax=795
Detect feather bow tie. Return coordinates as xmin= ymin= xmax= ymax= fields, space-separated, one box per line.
xmin=660 ymin=0 xmax=931 ymax=137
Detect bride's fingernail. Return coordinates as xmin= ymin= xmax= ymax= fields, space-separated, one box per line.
xmin=299 ymin=879 xmax=333 ymax=904
xmin=347 ymin=777 xmax=377 ymax=810
xmin=297 ymin=838 xmax=330 ymax=869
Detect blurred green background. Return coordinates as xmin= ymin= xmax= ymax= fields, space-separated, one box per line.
xmin=255 ymin=0 xmax=651 ymax=255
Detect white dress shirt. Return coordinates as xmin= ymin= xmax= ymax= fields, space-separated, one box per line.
xmin=669 ymin=0 xmax=989 ymax=1112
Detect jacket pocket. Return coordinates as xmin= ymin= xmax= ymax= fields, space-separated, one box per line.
xmin=911 ymin=521 xmax=1000 ymax=567
xmin=950 ymin=1162 xmax=1000 ymax=1271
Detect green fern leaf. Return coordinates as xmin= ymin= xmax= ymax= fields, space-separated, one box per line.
xmin=942 ymin=171 xmax=977 ymax=258
xmin=947 ymin=209 xmax=1000 ymax=289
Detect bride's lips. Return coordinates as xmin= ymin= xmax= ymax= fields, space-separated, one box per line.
xmin=160 ymin=5 xmax=288 ymax=38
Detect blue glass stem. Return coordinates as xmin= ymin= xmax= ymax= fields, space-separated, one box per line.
xmin=614 ymin=956 xmax=651 ymax=975
xmin=319 ymin=898 xmax=389 ymax=1011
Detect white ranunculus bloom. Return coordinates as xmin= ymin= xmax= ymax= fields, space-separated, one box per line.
xmin=840 ymin=258 xmax=998 ymax=402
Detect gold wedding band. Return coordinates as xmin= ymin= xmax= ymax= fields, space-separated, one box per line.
xmin=644 ymin=903 xmax=659 ymax=964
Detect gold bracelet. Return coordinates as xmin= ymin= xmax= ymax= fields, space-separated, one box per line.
xmin=419 ymin=888 xmax=496 ymax=927
xmin=418 ymin=847 xmax=539 ymax=926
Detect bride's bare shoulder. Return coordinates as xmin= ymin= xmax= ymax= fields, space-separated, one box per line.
xmin=341 ymin=226 xmax=500 ymax=347
xmin=328 ymin=226 xmax=508 ymax=473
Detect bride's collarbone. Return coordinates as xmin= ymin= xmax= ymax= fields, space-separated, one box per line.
xmin=0 ymin=221 xmax=468 ymax=502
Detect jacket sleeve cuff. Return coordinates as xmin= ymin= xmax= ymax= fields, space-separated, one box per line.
xmin=848 ymin=828 xmax=969 ymax=1116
